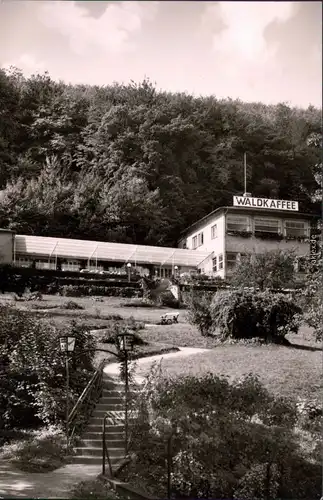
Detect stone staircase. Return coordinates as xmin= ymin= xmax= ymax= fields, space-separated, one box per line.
xmin=72 ymin=376 xmax=126 ymax=466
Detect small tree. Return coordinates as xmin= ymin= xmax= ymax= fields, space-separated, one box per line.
xmin=231 ymin=250 xmax=296 ymax=291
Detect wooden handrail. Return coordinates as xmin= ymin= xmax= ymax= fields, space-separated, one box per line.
xmin=68 ymin=358 xmax=106 ymax=424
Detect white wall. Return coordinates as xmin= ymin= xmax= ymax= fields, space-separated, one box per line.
xmin=179 ymin=210 xmax=312 ymax=280
xmin=181 ymin=214 xmax=226 ymax=278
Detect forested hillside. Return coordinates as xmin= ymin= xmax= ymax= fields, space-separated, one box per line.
xmin=0 ymin=68 xmax=321 ymax=247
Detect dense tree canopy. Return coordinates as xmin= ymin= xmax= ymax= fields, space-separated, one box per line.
xmin=0 ymin=68 xmax=321 ymax=246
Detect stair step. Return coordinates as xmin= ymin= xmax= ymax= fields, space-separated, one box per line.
xmin=86 ymin=424 xmax=124 ymax=433
xmin=82 ymin=431 xmax=124 ymax=440
xmin=90 ymin=415 xmax=124 ymax=423
xmin=93 ymin=407 xmax=125 ymax=414
xmin=75 ymin=447 xmax=124 ymax=457
xmin=81 ymin=440 xmax=124 ymax=448
xmin=72 ymin=455 xmax=123 ymax=465
xmin=97 ymin=398 xmax=124 ymax=405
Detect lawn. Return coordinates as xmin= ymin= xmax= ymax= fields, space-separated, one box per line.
xmin=1 ymin=293 xmax=321 ymax=402
xmin=2 ymin=294 xmax=178 ymax=325
xmin=135 ymin=329 xmax=322 ymax=401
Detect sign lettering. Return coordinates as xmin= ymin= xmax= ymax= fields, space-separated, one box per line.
xmin=233 ymin=196 xmax=299 ymax=211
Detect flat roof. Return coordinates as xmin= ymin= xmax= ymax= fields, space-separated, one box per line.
xmin=181 ymin=205 xmax=319 ymax=237
xmin=14 ymin=234 xmax=213 ymax=268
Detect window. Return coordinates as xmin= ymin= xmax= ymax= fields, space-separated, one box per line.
xmin=254 ymin=218 xmax=280 ymax=233
xmin=212 ymin=257 xmax=217 ymax=272
xmin=285 ymin=221 xmax=308 ymax=238
xmin=219 ymin=254 xmax=223 ymax=270
xmin=17 ymin=256 xmax=32 ymax=268
xmin=211 ymin=224 xmax=217 ymax=239
xmin=227 ymin=216 xmax=249 ymax=232
xmin=192 ymin=236 xmax=198 ymax=249
xmin=36 ymin=260 xmax=56 ymax=270
xmin=226 ymin=252 xmax=237 ymax=270
xmin=198 ymin=232 xmax=204 ymax=246
xmin=62 ymin=260 xmax=81 ymax=272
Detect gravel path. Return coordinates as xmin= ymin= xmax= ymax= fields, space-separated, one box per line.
xmin=103 ymin=346 xmax=210 ymax=384
xmin=0 ymin=462 xmax=101 ymax=499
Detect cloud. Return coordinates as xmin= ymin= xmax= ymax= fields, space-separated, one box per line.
xmin=37 ymin=1 xmax=159 ymax=56
xmin=202 ymin=2 xmax=295 ymax=64
xmin=2 ymin=53 xmax=46 ymax=76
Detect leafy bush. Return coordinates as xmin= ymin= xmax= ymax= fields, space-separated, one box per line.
xmin=69 ymin=477 xmax=120 ymax=499
xmin=0 ymin=306 xmax=96 ymax=430
xmin=159 ymin=290 xmax=180 ymax=308
xmin=210 ymin=290 xmax=301 ymax=342
xmin=97 ymin=318 xmax=146 ymax=344
xmin=0 ymin=425 xmax=67 ymax=472
xmin=186 ymin=292 xmax=213 ymax=336
xmin=125 ymin=369 xmax=321 ymax=499
xmin=188 ymin=289 xmax=302 ymax=342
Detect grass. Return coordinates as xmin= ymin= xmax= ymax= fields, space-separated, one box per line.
xmin=136 ymin=328 xmax=322 ymax=402
xmin=1 ymin=293 xmax=321 ymax=403
xmin=2 ymin=293 xmax=174 ymax=325
xmin=140 ymin=323 xmax=218 ymax=348
xmin=0 ymin=426 xmax=68 ymax=473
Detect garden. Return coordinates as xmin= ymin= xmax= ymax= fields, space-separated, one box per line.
xmin=0 ymin=247 xmax=322 ymax=499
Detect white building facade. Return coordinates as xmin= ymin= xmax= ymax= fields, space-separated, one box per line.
xmin=178 ymin=196 xmax=317 ymax=280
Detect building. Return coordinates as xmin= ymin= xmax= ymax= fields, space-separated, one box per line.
xmin=0 ymin=231 xmax=213 ymax=278
xmin=178 ymin=194 xmax=318 ymax=279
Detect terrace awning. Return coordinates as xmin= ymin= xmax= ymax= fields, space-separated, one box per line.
xmin=14 ymin=235 xmax=213 ymax=268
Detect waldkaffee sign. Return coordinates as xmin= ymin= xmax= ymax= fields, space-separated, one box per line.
xmin=233 ymin=196 xmax=299 ymax=211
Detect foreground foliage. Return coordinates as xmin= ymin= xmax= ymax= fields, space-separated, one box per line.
xmin=0 ymin=305 xmax=96 ymax=430
xmin=69 ymin=477 xmax=120 ymax=499
xmin=0 ymin=425 xmax=67 ymax=472
xmin=124 ymin=366 xmax=321 ymax=499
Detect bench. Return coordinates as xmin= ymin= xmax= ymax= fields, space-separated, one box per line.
xmin=160 ymin=312 xmax=179 ymax=325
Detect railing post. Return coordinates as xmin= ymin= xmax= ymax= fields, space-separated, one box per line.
xmin=102 ymin=416 xmax=106 ymax=476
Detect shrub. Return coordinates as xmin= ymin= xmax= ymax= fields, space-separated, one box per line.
xmin=159 ymin=290 xmax=180 ymax=309
xmin=186 ymin=292 xmax=213 ymax=336
xmin=125 ymin=370 xmax=321 ymax=499
xmin=188 ymin=289 xmax=302 ymax=342
xmin=69 ymin=477 xmax=120 ymax=499
xmin=0 ymin=306 xmax=96 ymax=430
xmin=210 ymin=290 xmax=301 ymax=342
xmin=0 ymin=425 xmax=67 ymax=472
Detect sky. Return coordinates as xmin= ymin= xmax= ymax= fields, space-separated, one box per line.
xmin=0 ymin=1 xmax=321 ymax=108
